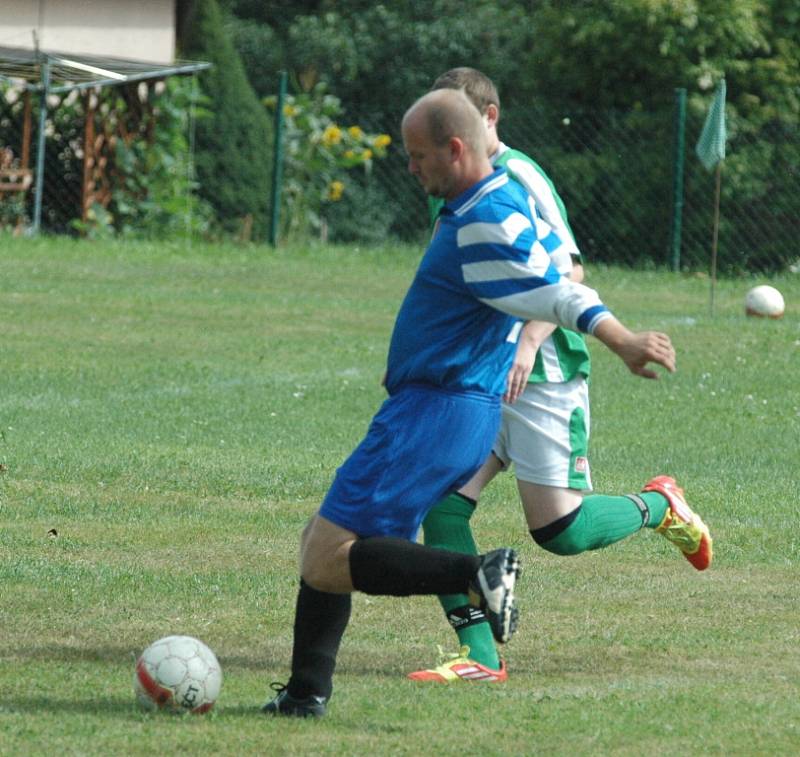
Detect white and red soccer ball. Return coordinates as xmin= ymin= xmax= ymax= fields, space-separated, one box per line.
xmin=745 ymin=285 xmax=784 ymax=319
xmin=134 ymin=635 xmax=222 ymax=714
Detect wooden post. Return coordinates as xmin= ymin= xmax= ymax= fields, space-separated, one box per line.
xmin=21 ymin=90 xmax=32 ymax=169
xmin=82 ymin=91 xmax=96 ymax=223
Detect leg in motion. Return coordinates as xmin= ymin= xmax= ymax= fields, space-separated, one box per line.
xmin=410 ymin=456 xmax=506 ymax=679
xmin=643 ymin=476 xmax=712 ymax=570
xmin=264 ymin=514 xmax=520 ymax=714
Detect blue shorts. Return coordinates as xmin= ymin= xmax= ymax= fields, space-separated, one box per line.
xmin=320 ymin=384 xmax=500 ymax=540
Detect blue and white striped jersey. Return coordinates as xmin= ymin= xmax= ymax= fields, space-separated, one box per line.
xmin=385 ymin=168 xmax=611 ymax=397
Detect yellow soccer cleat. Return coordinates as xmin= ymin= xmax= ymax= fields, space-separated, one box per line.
xmin=644 ymin=475 xmax=713 ymax=571
xmin=407 ymin=646 xmax=507 ymax=683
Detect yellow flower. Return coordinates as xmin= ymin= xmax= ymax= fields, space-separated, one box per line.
xmin=373 ymin=134 xmax=392 ymax=148
xmin=328 ymin=180 xmax=345 ymax=201
xmin=321 ymin=124 xmax=343 ymax=146
xmin=283 ymin=104 xmax=298 ymax=117
xmin=361 ymin=148 xmax=373 ymax=160
xmin=344 ymin=149 xmax=356 ymax=160
xmin=347 ymin=125 xmax=363 ymax=139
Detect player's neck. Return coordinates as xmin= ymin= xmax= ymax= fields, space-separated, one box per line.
xmin=485 ymin=129 xmax=501 ymax=158
xmin=445 ymin=160 xmax=494 ymax=201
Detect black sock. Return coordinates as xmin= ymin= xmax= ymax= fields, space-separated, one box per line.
xmin=349 ymin=536 xmax=481 ymax=596
xmin=287 ymin=579 xmax=351 ymax=700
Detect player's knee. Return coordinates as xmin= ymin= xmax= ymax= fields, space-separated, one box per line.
xmin=301 ymin=539 xmax=354 ymax=593
xmin=529 ymin=506 xmax=587 ymax=555
xmin=530 ymin=528 xmax=585 ymax=555
xmin=300 ymin=558 xmax=329 ymax=591
xmin=301 ymin=559 xmax=342 ymax=593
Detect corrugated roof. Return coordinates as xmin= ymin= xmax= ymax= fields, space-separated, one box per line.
xmin=0 ymin=44 xmax=209 ymax=93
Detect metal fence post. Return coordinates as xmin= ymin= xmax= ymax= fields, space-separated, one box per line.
xmin=31 ymin=58 xmax=50 ymax=235
xmin=268 ymin=71 xmax=287 ymax=247
xmin=669 ymin=87 xmax=687 ymax=271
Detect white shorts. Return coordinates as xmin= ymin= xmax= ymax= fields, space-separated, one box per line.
xmin=493 ymin=376 xmax=592 ymax=491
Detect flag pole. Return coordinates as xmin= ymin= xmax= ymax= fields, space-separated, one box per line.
xmin=709 ymin=161 xmax=722 ymax=315
xmin=695 ymin=77 xmax=726 ymax=316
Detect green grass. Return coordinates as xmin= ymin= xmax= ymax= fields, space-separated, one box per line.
xmin=1 ymin=235 xmax=799 ymax=755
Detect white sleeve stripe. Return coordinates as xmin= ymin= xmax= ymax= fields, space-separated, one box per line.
xmin=584 ymin=309 xmax=613 ymax=334
xmin=462 ymin=246 xmax=552 ymax=283
xmin=457 ymin=212 xmax=531 ymax=248
xmin=506 ymin=159 xmax=562 ymax=217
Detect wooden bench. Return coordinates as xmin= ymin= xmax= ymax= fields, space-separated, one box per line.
xmin=0 ymin=166 xmax=33 ymax=193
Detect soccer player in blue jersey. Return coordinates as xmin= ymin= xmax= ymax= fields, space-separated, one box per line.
xmin=407 ymin=68 xmax=713 ymax=685
xmin=262 ymin=88 xmax=676 ymax=717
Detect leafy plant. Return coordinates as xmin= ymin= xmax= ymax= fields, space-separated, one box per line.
xmin=64 ymin=77 xmax=213 ymax=241
xmin=264 ymin=82 xmax=391 ymax=241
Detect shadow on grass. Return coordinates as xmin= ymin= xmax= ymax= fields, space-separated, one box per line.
xmin=7 ymin=642 xmax=287 ymax=670
xmin=1 ymin=695 xmax=279 ymax=719
xmin=7 ymin=643 xmax=142 ymax=664
xmin=2 ymin=696 xmax=155 ymax=717
xmin=8 ymin=642 xmax=408 ymax=679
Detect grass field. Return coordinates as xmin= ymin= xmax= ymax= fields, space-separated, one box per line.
xmin=1 ymin=235 xmax=798 ymax=756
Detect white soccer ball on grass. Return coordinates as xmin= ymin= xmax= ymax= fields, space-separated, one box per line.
xmin=745 ymin=285 xmax=784 ymax=319
xmin=133 ymin=635 xmax=222 ymax=713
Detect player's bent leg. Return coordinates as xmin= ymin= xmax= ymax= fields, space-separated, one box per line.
xmin=457 ymin=452 xmax=504 ymax=501
xmin=298 ymin=514 xmax=319 ymax=573
xmin=643 ymin=475 xmax=713 ymax=570
xmin=408 ymin=645 xmax=508 ymax=683
xmin=518 ymin=481 xmax=582 ymax=532
xmin=261 ymin=578 xmax=350 ymax=718
xmin=266 ymin=516 xmax=356 ymax=718
xmin=520 ymin=482 xmax=651 ymax=555
xmin=415 ymin=490 xmax=502 ymax=673
xmin=300 ymin=514 xmax=358 ymax=593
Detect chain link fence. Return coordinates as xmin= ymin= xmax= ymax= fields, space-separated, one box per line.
xmin=334 ymin=102 xmax=799 ymax=275
xmin=3 ymin=84 xmax=798 ymax=275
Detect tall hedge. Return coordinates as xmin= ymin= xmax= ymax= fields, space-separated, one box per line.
xmin=179 ymin=0 xmax=273 ymax=238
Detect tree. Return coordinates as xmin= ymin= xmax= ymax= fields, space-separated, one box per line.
xmin=179 ymin=0 xmax=273 ymax=238
xmin=218 ymin=1 xmax=800 ymax=269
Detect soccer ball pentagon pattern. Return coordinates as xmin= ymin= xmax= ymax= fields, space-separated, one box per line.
xmin=745 ymin=285 xmax=785 ymax=318
xmin=134 ymin=635 xmax=222 ymax=713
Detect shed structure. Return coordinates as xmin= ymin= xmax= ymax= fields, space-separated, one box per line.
xmin=0 ymin=44 xmax=209 ymax=233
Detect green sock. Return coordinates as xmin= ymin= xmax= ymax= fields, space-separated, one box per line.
xmin=536 ymin=491 xmax=668 ymax=555
xmin=640 ymin=491 xmax=669 ymax=529
xmin=421 ymin=492 xmax=501 ymax=670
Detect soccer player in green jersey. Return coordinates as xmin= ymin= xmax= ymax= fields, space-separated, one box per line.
xmin=408 ymin=68 xmax=713 ymax=684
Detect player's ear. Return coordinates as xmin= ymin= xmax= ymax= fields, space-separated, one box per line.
xmin=448 ymin=136 xmax=466 ymax=162
xmin=485 ymin=103 xmax=499 ymax=129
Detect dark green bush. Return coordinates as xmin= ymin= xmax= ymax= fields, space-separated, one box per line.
xmin=180 ymin=0 xmax=273 ymax=239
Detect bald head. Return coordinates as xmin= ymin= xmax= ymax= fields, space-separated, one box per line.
xmin=402 ymin=88 xmax=487 ymax=156
xmin=401 ymin=89 xmax=492 ymax=200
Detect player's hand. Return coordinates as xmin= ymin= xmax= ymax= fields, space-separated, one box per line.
xmin=503 ymin=333 xmax=539 ymax=404
xmin=504 ymin=353 xmax=534 ymax=403
xmin=504 ymin=320 xmax=557 ymax=403
xmin=616 ymin=330 xmax=676 ymax=379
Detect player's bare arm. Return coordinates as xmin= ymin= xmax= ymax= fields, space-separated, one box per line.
xmin=504 ymin=320 xmax=553 ymax=403
xmin=592 ymin=317 xmax=676 ymax=379
xmin=504 ymin=261 xmax=587 ymax=403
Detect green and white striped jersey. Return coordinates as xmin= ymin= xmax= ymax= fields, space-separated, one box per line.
xmin=492 ymin=142 xmax=590 ymax=384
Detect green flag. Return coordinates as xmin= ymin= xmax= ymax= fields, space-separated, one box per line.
xmin=696 ymin=78 xmax=726 ymax=171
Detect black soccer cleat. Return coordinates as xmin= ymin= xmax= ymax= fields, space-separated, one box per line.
xmin=260 ymin=682 xmax=328 ymax=718
xmin=468 ymin=548 xmax=520 ymax=644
